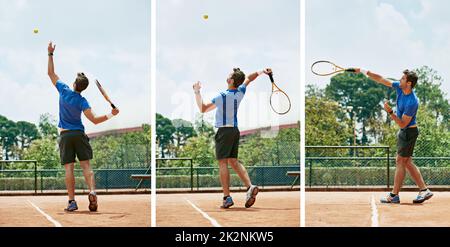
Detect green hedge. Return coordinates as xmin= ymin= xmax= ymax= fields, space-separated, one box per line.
xmin=305 ymin=167 xmax=450 ymax=186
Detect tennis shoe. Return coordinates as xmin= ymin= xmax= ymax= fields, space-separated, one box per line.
xmin=245 ymin=185 xmax=259 ymax=208
xmin=88 ymin=191 xmax=98 ymax=212
xmin=413 ymin=189 xmax=433 ymax=204
xmin=380 ymin=193 xmax=400 ymax=204
xmin=64 ymin=200 xmax=78 ymax=212
xmin=221 ymin=196 xmax=234 ymax=209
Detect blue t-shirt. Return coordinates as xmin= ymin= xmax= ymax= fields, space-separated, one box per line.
xmin=56 ymin=80 xmax=91 ymax=131
xmin=211 ymin=84 xmax=246 ymax=128
xmin=392 ymin=81 xmax=418 ymax=129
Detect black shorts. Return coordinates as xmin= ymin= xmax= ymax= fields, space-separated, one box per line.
xmin=397 ymin=127 xmax=419 ymax=157
xmin=58 ymin=130 xmax=93 ymax=165
xmin=214 ymin=127 xmax=240 ymax=160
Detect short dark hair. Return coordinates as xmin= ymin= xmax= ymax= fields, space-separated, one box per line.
xmin=403 ymin=69 xmax=418 ymax=88
xmin=74 ymin=72 xmax=89 ymax=92
xmin=231 ymin=68 xmax=245 ymax=88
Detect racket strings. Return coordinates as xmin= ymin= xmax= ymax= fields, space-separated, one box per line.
xmin=270 ymin=90 xmax=291 ymax=115
xmin=311 ymin=61 xmax=341 ymax=76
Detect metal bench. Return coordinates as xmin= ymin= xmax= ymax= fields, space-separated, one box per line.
xmin=131 ymin=174 xmax=151 ymax=191
xmin=286 ymin=171 xmax=300 ymax=189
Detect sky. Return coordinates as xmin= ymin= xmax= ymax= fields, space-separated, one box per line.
xmin=156 ymin=0 xmax=300 ymax=131
xmin=0 ymin=0 xmax=150 ymax=134
xmin=307 ymin=0 xmax=450 ymax=99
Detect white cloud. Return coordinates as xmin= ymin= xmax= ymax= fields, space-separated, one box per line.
xmin=307 ymin=0 xmax=450 ymax=97
xmin=0 ymin=0 xmax=150 ymax=134
xmin=156 ymin=0 xmax=300 ymax=129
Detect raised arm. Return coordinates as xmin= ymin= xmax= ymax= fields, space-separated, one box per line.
xmin=193 ymin=81 xmax=216 ymax=113
xmin=355 ymin=68 xmax=392 ymax=88
xmin=83 ymin=108 xmax=119 ymax=125
xmin=47 ymin=42 xmax=59 ymax=86
xmin=243 ymin=68 xmax=272 ymax=87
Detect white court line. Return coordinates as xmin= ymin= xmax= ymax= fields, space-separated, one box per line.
xmin=185 ymin=198 xmax=222 ymax=227
xmin=370 ymin=195 xmax=379 ymax=227
xmin=28 ymin=200 xmax=62 ymax=227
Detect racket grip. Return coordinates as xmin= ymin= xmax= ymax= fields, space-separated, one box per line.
xmin=111 ymin=103 xmax=116 ymax=109
xmin=346 ymin=68 xmax=356 ymax=72
xmin=268 ymin=73 xmax=274 ymax=82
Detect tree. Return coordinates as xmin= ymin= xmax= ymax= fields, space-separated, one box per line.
xmin=172 ymin=119 xmax=196 ymax=156
xmin=22 ymin=137 xmax=59 ymax=169
xmin=306 ymin=95 xmax=351 ymax=146
xmin=16 ymin=121 xmax=40 ymax=158
xmin=156 ymin=113 xmax=176 ymax=158
xmin=414 ymin=66 xmax=450 ymax=128
xmin=38 ymin=113 xmax=58 ymax=139
xmin=178 ymin=134 xmax=215 ymax=168
xmin=194 ymin=114 xmax=215 ymax=138
xmin=325 ymin=73 xmax=386 ymax=145
xmin=0 ymin=115 xmax=19 ymax=160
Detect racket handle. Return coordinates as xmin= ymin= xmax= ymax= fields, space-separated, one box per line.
xmin=346 ymin=68 xmax=356 ymax=72
xmin=268 ymin=73 xmax=274 ymax=82
xmin=111 ymin=103 xmax=116 ymax=109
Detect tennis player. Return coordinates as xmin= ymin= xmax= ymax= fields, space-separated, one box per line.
xmin=47 ymin=42 xmax=119 ymax=212
xmin=193 ymin=68 xmax=271 ymax=208
xmin=356 ymin=68 xmax=433 ymax=204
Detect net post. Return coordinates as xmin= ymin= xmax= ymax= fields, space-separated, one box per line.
xmin=262 ymin=166 xmax=265 ymax=189
xmin=196 ymin=167 xmax=199 ymax=191
xmin=309 ymin=160 xmax=312 ymax=188
xmin=34 ymin=161 xmax=37 ymax=195
xmin=40 ymin=170 xmax=43 ymax=193
xmin=190 ymin=159 xmax=193 ymax=192
xmin=387 ymin=146 xmax=390 ymax=190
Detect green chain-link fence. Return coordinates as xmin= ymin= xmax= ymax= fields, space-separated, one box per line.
xmin=306 ymin=145 xmax=450 ymax=188
xmin=157 ymin=130 xmax=301 ymax=190
xmin=0 ymin=140 xmax=151 ymax=193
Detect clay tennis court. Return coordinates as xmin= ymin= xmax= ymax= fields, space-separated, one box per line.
xmin=0 ymin=194 xmax=150 ymax=227
xmin=156 ymin=191 xmax=300 ymax=227
xmin=306 ymin=191 xmax=450 ymax=227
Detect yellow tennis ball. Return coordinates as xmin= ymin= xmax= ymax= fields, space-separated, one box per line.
xmin=203 ymin=14 xmax=208 ymax=20
xmin=33 ymin=28 xmax=39 ymax=34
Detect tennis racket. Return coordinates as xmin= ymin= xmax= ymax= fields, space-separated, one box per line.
xmin=268 ymin=72 xmax=291 ymax=115
xmin=311 ymin=60 xmax=356 ymax=76
xmin=95 ymin=79 xmax=116 ymax=109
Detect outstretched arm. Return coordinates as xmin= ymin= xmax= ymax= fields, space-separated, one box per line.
xmin=355 ymin=68 xmax=393 ymax=88
xmin=47 ymin=42 xmax=59 ymax=86
xmin=193 ymin=82 xmax=216 ymax=113
xmin=83 ymin=108 xmax=119 ymax=125
xmin=243 ymin=68 xmax=272 ymax=87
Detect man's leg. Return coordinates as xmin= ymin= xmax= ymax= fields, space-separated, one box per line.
xmin=79 ymin=160 xmax=96 ymax=192
xmin=392 ymin=156 xmax=407 ymax=195
xmin=219 ymin=159 xmax=234 ymax=208
xmin=404 ymin=157 xmax=433 ymax=203
xmin=64 ymin=163 xmax=75 ymax=200
xmin=229 ymin=158 xmax=259 ymax=208
xmin=218 ymin=159 xmax=230 ymax=197
xmin=382 ymin=155 xmax=406 ymax=203
xmin=64 ymin=163 xmax=78 ymax=211
xmin=79 ymin=160 xmax=98 ymax=211
xmin=228 ymin=158 xmax=251 ymax=188
xmin=404 ymin=157 xmax=427 ymax=190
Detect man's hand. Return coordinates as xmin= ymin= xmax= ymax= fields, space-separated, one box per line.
xmin=384 ymin=101 xmax=393 ymax=114
xmin=112 ymin=108 xmax=120 ymax=116
xmin=48 ymin=42 xmax=56 ymax=54
xmin=262 ymin=68 xmax=272 ymax=75
xmin=193 ymin=81 xmax=201 ymax=93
